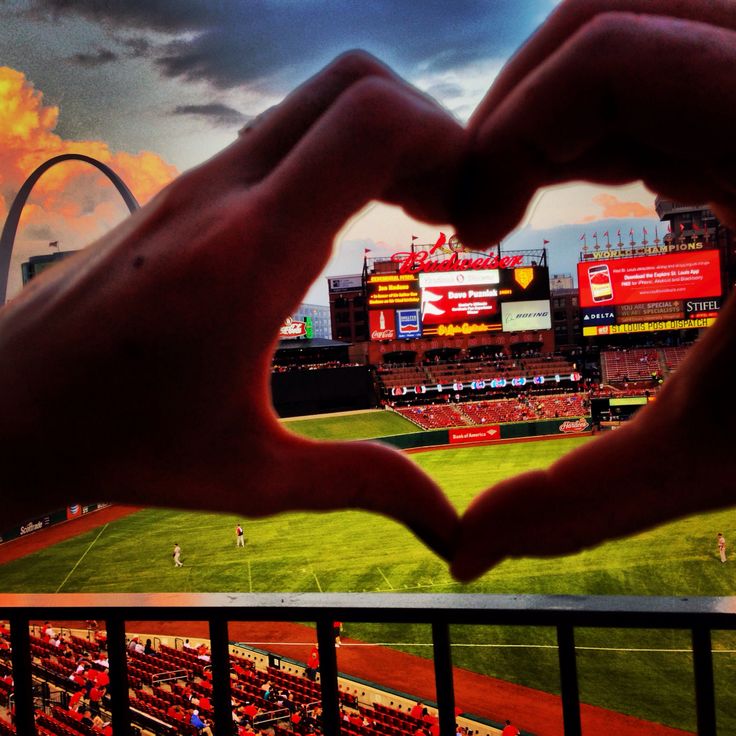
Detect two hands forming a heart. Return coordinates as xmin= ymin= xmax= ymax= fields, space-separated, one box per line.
xmin=3 ymin=0 xmax=736 ymax=581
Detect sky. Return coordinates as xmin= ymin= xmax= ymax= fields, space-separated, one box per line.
xmin=0 ymin=0 xmax=660 ymax=303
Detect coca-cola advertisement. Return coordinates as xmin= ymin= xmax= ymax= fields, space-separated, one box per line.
xmin=369 ymin=309 xmax=396 ymax=340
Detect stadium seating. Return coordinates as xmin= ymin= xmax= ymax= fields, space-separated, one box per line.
xmin=395 ymin=392 xmax=588 ymax=430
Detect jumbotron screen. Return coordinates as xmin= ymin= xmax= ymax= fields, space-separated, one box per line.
xmin=368 ymin=266 xmax=551 ymax=340
xmin=577 ymin=249 xmax=723 ymax=336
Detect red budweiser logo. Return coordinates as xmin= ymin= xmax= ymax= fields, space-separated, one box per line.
xmin=391 ymin=251 xmax=525 ymax=275
xmin=559 ymin=418 xmax=589 ymax=433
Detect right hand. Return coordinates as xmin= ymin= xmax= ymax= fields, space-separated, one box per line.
xmin=451 ymin=0 xmax=736 ymax=580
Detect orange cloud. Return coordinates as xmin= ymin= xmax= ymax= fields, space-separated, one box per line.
xmin=591 ymin=193 xmax=656 ymax=219
xmin=0 ymin=66 xmax=177 ymax=251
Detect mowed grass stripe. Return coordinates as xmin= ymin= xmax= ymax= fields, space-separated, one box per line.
xmin=2 ymin=417 xmax=736 ymax=733
xmin=282 ymin=409 xmax=421 ymax=440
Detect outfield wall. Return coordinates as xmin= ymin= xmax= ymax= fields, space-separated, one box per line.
xmin=0 ymin=502 xmax=110 ymax=545
xmin=376 ymin=417 xmax=592 ymax=451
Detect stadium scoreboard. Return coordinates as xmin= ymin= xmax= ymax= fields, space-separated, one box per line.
xmin=368 ymin=263 xmax=551 ymax=341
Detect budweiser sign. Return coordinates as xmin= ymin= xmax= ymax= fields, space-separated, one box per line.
xmin=559 ymin=418 xmax=590 ymax=434
xmin=391 ymin=251 xmax=525 ymax=275
xmin=279 ymin=317 xmax=307 ymax=338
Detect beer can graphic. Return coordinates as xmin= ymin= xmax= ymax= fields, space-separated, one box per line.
xmin=588 ymin=264 xmax=614 ymax=302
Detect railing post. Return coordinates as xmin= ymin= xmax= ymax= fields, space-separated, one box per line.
xmin=431 ymin=621 xmax=456 ymax=736
xmin=692 ymin=625 xmax=717 ymax=736
xmin=317 ymin=617 xmax=341 ymax=736
xmin=556 ymin=624 xmax=581 ymax=736
xmin=9 ymin=614 xmax=36 ymax=735
xmin=105 ymin=615 xmax=131 ymax=735
xmin=210 ymin=616 xmax=234 ymax=736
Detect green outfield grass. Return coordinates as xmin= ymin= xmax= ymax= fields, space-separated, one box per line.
xmin=1 ymin=426 xmax=734 ymax=732
xmin=282 ymin=409 xmax=421 ymax=440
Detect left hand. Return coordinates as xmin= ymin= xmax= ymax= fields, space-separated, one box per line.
xmin=0 ymin=52 xmax=465 ymax=560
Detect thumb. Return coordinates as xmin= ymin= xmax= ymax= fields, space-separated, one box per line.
xmin=273 ymin=434 xmax=459 ymax=561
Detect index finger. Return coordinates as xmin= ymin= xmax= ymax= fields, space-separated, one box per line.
xmin=455 ymin=13 xmax=736 ymax=247
xmin=241 ymin=75 xmax=465 ymax=302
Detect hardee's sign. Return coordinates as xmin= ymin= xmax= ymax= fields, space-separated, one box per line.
xmin=559 ymin=418 xmax=590 ymax=433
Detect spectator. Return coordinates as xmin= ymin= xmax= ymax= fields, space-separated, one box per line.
xmin=305 ymin=645 xmax=319 ymax=680
xmin=190 ymin=709 xmax=214 ymax=736
xmin=167 ymin=703 xmax=187 ymax=722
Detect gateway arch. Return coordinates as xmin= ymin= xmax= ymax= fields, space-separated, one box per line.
xmin=0 ymin=153 xmax=140 ymax=304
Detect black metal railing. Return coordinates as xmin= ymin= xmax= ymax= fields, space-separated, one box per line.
xmin=3 ymin=592 xmax=736 ymax=736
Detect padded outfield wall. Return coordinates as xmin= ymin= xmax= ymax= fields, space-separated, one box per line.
xmin=377 ymin=416 xmax=592 ymax=450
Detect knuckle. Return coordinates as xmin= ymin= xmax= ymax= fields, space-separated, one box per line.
xmin=574 ymin=11 xmax=632 ymax=54
xmin=326 ymin=50 xmax=390 ymax=83
xmin=339 ymin=77 xmax=411 ymax=138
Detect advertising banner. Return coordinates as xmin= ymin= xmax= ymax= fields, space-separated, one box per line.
xmin=369 ymin=309 xmax=396 ymax=340
xmin=328 ymin=275 xmax=363 ymax=292
xmin=583 ymin=317 xmax=716 ymax=336
xmin=449 ymin=426 xmax=501 ymax=444
xmin=501 ymin=299 xmax=552 ymax=331
xmin=558 ymin=418 xmax=590 ymax=433
xmin=578 ymin=251 xmax=722 ymax=308
xmin=396 ymin=309 xmax=422 ymax=338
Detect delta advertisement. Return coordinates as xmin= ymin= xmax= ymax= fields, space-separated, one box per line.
xmin=368 ymin=260 xmax=551 ymax=340
xmin=578 ymin=250 xmax=723 ymax=336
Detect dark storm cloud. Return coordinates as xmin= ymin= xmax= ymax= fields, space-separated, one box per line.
xmin=69 ymin=47 xmax=118 ymax=66
xmin=172 ymin=103 xmax=246 ymax=127
xmin=28 ymin=0 xmax=214 ymax=32
xmin=119 ymin=36 xmax=154 ymax=58
xmin=28 ymin=0 xmax=549 ymax=89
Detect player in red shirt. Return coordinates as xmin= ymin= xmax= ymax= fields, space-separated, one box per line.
xmin=501 ymin=720 xmax=520 ymax=736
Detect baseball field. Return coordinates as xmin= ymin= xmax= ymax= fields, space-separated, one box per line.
xmin=1 ymin=409 xmax=734 ymax=734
